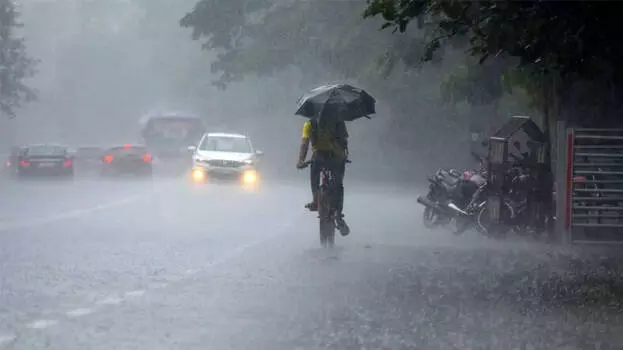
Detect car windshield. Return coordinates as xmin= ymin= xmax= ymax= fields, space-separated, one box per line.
xmin=199 ymin=136 xmax=251 ymax=153
xmin=26 ymin=145 xmax=66 ymax=156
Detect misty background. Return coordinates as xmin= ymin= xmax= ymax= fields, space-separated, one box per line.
xmin=4 ymin=0 xmax=537 ymax=182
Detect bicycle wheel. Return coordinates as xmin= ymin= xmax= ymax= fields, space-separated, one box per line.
xmin=476 ymin=201 xmax=512 ymax=238
xmin=318 ymin=187 xmax=335 ymax=247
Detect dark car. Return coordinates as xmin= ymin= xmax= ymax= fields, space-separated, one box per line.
xmin=16 ymin=144 xmax=74 ymax=179
xmin=101 ymin=144 xmax=153 ymax=178
xmin=74 ymin=146 xmax=104 ymax=174
xmin=4 ymin=146 xmax=25 ymax=178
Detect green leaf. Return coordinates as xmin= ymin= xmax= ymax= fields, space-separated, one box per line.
xmin=0 ymin=0 xmax=37 ymax=117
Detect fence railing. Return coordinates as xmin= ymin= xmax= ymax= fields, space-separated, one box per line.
xmin=556 ymin=125 xmax=623 ymax=244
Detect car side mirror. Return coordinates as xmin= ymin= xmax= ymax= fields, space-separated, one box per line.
xmin=255 ymin=150 xmax=264 ymax=157
xmin=188 ymin=146 xmax=196 ymax=153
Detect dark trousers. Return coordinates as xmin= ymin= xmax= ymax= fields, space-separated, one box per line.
xmin=310 ymin=151 xmax=345 ymax=214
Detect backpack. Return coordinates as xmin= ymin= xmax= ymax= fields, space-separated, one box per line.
xmin=310 ymin=119 xmax=348 ymax=150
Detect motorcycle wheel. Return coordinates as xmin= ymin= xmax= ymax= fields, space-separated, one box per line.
xmin=422 ymin=207 xmax=439 ymax=229
xmin=452 ymin=216 xmax=472 ymax=235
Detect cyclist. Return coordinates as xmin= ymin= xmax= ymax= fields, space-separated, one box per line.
xmin=296 ymin=105 xmax=350 ymax=236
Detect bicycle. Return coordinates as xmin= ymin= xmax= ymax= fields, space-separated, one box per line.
xmin=299 ymin=158 xmax=351 ymax=247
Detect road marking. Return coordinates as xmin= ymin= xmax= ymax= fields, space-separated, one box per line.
xmin=125 ymin=290 xmax=146 ymax=297
xmin=143 ymin=214 xmax=306 ymax=288
xmin=8 ymin=212 xmax=305 ymax=341
xmin=184 ymin=268 xmax=199 ymax=275
xmin=26 ymin=319 xmax=58 ymax=329
xmin=200 ymin=214 xmax=305 ymax=269
xmin=165 ymin=275 xmax=185 ymax=283
xmin=0 ymin=193 xmax=146 ymax=232
xmin=65 ymin=308 xmax=94 ymax=317
xmin=0 ymin=179 xmax=183 ymax=232
xmin=95 ymin=296 xmax=124 ymax=305
xmin=0 ymin=334 xmax=16 ymax=347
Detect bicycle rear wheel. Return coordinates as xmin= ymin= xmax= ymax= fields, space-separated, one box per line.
xmin=318 ymin=187 xmax=335 ymax=247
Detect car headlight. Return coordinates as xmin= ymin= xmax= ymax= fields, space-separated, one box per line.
xmin=242 ymin=169 xmax=257 ymax=184
xmin=191 ymin=167 xmax=205 ymax=182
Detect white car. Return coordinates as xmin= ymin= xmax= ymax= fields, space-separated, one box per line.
xmin=189 ymin=132 xmax=263 ymax=185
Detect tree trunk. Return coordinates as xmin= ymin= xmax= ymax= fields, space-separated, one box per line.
xmin=543 ymin=73 xmax=561 ymax=173
xmin=541 ymin=73 xmax=561 ymax=238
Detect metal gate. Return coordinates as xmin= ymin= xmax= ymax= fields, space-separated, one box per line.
xmin=556 ymin=124 xmax=623 ymax=244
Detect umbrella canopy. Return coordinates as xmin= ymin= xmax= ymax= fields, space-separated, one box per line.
xmin=295 ymin=84 xmax=376 ymax=121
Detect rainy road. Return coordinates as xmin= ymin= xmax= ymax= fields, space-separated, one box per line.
xmin=1 ymin=176 xmax=622 ymax=349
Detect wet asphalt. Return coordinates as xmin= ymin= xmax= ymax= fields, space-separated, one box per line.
xmin=0 ymin=173 xmax=622 ymax=350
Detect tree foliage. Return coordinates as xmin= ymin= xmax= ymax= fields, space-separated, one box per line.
xmin=440 ymin=58 xmax=509 ymax=106
xmin=0 ymin=0 xmax=36 ymax=118
xmin=364 ymin=0 xmax=623 ymax=117
xmin=180 ymin=0 xmax=400 ymax=89
xmin=178 ymin=0 xmax=459 ymax=129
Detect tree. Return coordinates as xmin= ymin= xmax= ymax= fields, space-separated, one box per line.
xmin=363 ymin=0 xmax=623 ymax=177
xmin=363 ymin=1 xmax=623 ymax=121
xmin=180 ymin=0 xmax=399 ymax=89
xmin=0 ymin=0 xmax=36 ymax=118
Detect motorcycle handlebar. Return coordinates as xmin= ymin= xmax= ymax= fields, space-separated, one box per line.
xmin=470 ymin=151 xmax=484 ymax=163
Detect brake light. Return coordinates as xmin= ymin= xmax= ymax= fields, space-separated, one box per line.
xmin=123 ymin=144 xmax=132 ymax=150
xmin=19 ymin=160 xmax=30 ymax=167
xmin=104 ymin=154 xmax=114 ymax=163
xmin=143 ymin=153 xmax=152 ymax=163
xmin=63 ymin=159 xmax=72 ymax=167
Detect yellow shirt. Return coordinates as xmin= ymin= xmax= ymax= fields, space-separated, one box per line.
xmin=302 ymin=120 xmax=347 ymax=159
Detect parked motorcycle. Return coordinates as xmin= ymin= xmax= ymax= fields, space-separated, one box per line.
xmin=417 ymin=163 xmax=487 ymax=234
xmin=417 ymin=168 xmax=462 ymax=229
xmin=449 ymin=170 xmax=488 ymax=234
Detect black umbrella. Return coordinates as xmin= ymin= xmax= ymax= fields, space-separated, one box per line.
xmin=295 ymin=84 xmax=376 ymax=121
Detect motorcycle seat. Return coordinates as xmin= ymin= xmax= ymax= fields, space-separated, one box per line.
xmin=437 ymin=169 xmax=461 ymax=187
xmin=442 ymin=182 xmax=459 ymax=193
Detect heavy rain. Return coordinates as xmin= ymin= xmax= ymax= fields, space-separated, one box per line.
xmin=1 ymin=0 xmax=622 ymax=349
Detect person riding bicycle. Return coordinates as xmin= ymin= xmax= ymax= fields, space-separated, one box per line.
xmin=296 ymin=104 xmax=350 ymax=236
